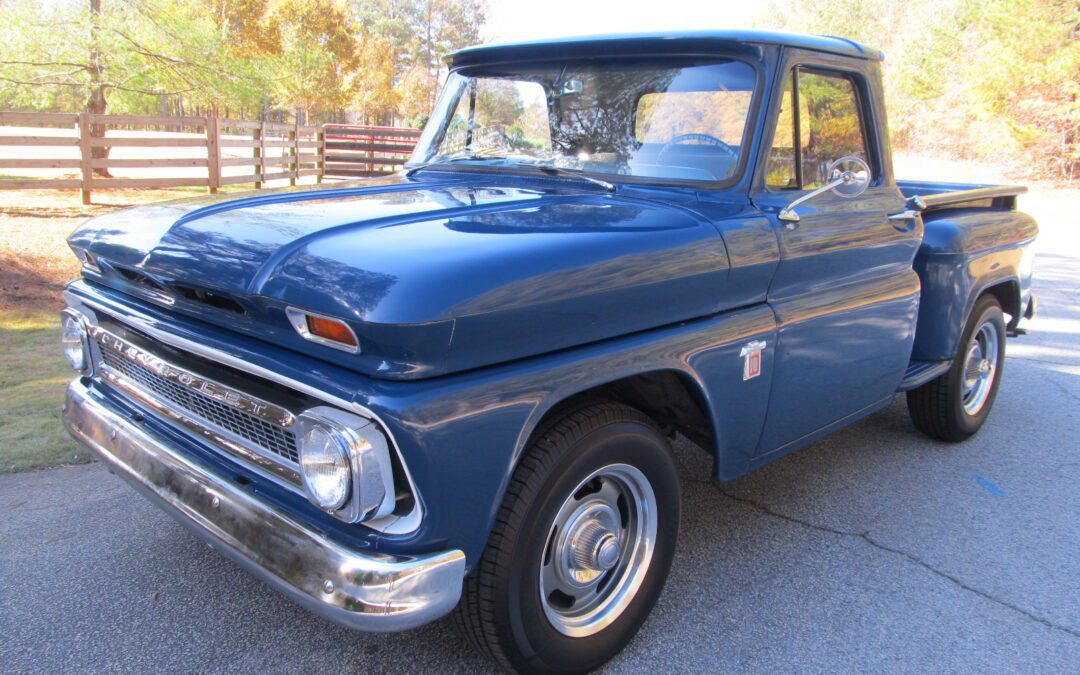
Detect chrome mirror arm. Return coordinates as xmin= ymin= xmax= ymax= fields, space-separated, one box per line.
xmin=777 ymin=172 xmax=852 ymax=223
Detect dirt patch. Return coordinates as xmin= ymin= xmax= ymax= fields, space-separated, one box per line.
xmin=0 ymin=249 xmax=76 ymax=312
xmin=0 ymin=186 xmax=241 ymax=311
xmin=0 ymin=199 xmax=92 ymax=312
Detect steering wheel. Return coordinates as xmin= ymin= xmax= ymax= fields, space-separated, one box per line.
xmin=657 ymin=133 xmax=737 ymax=162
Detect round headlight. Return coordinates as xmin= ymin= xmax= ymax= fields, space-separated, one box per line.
xmin=295 ymin=407 xmax=396 ymax=523
xmin=298 ymin=423 xmax=351 ymax=510
xmin=60 ymin=311 xmax=88 ymax=371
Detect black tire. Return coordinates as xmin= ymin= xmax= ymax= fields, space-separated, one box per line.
xmin=454 ymin=402 xmax=680 ymax=674
xmin=908 ymin=294 xmax=1007 ymax=441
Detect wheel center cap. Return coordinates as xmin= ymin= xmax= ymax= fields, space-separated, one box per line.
xmin=565 ymin=511 xmax=621 ymax=582
xmin=570 ymin=520 xmax=615 ymax=569
xmin=594 ymin=534 xmax=621 ymax=570
xmin=978 ymin=359 xmax=990 ymax=375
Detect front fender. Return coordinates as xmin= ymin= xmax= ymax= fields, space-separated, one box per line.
xmin=368 ymin=304 xmax=776 ymax=567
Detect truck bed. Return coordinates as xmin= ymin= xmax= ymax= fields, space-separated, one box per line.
xmin=897 ymin=180 xmax=1027 ymax=212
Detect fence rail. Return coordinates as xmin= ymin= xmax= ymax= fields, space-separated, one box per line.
xmin=323 ymin=124 xmax=420 ymax=178
xmin=0 ymin=112 xmax=419 ymax=203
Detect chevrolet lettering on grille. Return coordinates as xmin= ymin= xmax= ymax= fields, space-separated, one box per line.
xmin=93 ymin=327 xmax=295 ymax=428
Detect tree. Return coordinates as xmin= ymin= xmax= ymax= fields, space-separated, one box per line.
xmin=354 ymin=0 xmax=485 ymax=124
xmin=264 ymin=0 xmax=363 ymax=120
xmin=0 ymin=0 xmax=489 ymax=128
xmin=761 ymin=0 xmax=1079 ymax=181
xmin=0 ymin=0 xmax=270 ymax=168
xmin=0 ymin=0 xmax=142 ymax=173
xmin=354 ymin=32 xmax=398 ymax=123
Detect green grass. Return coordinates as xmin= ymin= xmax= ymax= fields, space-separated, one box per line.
xmin=0 ymin=311 xmax=90 ymax=472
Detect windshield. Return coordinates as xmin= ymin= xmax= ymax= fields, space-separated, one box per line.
xmin=409 ymin=58 xmax=757 ymax=184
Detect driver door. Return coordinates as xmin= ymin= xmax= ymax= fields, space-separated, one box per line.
xmin=749 ymin=56 xmax=921 ymax=458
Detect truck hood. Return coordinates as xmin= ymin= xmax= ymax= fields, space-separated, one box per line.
xmin=70 ymin=176 xmax=732 ymax=379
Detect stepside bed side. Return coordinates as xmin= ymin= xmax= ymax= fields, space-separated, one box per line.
xmin=900 ymin=180 xmax=1038 ymax=361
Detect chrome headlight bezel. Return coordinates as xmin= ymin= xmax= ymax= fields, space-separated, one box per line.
xmin=60 ymin=308 xmax=91 ymax=372
xmin=295 ymin=406 xmax=396 ymax=523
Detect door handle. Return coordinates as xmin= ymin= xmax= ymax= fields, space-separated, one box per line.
xmin=888 ymin=210 xmax=919 ymax=221
xmin=888 ymin=210 xmax=920 ymax=231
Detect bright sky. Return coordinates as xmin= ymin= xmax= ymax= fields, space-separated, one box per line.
xmin=484 ymin=0 xmax=769 ymax=43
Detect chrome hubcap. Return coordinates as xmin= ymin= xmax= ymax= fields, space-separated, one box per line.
xmin=961 ymin=321 xmax=999 ymax=416
xmin=540 ymin=464 xmax=657 ymax=637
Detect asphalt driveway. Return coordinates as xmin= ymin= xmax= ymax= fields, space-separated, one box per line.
xmin=2 ymin=244 xmax=1078 ymax=673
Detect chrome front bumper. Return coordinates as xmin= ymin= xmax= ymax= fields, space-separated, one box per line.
xmin=62 ymin=379 xmax=466 ymax=632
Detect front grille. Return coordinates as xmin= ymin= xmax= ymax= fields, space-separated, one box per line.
xmin=97 ymin=339 xmax=299 ymax=463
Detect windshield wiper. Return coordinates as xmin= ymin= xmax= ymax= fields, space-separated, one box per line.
xmin=404 ymin=154 xmax=510 ymax=177
xmin=406 ymin=156 xmax=617 ymax=192
xmin=534 ymin=165 xmax=616 ymax=192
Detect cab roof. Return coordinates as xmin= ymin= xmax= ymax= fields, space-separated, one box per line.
xmin=447 ymin=30 xmax=884 ymax=66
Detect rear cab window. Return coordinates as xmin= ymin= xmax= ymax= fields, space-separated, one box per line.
xmin=634 ymin=90 xmax=753 ymax=147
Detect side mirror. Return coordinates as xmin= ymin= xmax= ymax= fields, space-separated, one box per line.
xmin=557 ymin=79 xmax=584 ymax=96
xmin=778 ymin=155 xmax=872 ymax=224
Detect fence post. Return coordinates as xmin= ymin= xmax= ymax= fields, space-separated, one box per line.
xmin=77 ymin=112 xmax=92 ymax=205
xmin=206 ymin=115 xmax=221 ymax=194
xmin=317 ymin=128 xmax=325 ymax=184
xmin=253 ymin=120 xmax=264 ymax=189
xmin=367 ymin=130 xmax=374 ymax=175
xmin=289 ymin=122 xmax=299 ymax=186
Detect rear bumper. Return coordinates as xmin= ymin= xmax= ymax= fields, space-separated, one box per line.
xmin=62 ymin=379 xmax=465 ymax=632
xmin=1009 ymin=293 xmax=1036 ymax=337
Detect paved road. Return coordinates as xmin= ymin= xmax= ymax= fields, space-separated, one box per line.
xmin=3 ymin=240 xmax=1078 ymax=674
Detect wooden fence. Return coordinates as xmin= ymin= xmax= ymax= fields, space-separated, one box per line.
xmin=323 ymin=124 xmax=421 ymax=178
xmin=0 ymin=111 xmax=341 ymax=204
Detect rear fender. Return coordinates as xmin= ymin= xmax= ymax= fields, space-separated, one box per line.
xmin=911 ymin=208 xmax=1036 ymax=361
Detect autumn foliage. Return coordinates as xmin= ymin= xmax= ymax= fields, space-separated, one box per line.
xmin=0 ymin=0 xmax=484 ymax=125
xmin=763 ymin=0 xmax=1079 ymax=182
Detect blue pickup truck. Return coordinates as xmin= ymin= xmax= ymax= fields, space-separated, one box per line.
xmin=60 ymin=30 xmax=1036 ymax=674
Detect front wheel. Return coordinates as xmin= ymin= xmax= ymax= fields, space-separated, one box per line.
xmin=455 ymin=402 xmax=680 ymax=674
xmin=908 ymin=294 xmax=1007 ymax=441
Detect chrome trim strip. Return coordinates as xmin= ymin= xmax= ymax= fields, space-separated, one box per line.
xmin=63 ymin=379 xmax=464 ymax=632
xmin=92 ymin=326 xmax=296 ymax=428
xmin=66 ymin=286 xmax=425 ymax=535
xmin=919 ymin=184 xmax=1027 ymax=209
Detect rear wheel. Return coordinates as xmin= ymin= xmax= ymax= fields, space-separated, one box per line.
xmin=908 ymin=294 xmax=1006 ymax=441
xmin=455 ymin=402 xmax=680 ymax=674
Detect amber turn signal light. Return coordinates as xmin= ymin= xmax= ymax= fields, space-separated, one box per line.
xmin=285 ymin=307 xmax=360 ymax=353
xmin=306 ymin=315 xmax=357 ymax=347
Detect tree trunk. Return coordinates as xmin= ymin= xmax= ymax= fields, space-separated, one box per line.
xmin=425 ymin=3 xmax=435 ymax=114
xmin=86 ymin=0 xmax=112 ymax=178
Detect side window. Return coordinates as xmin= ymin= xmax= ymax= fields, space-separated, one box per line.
xmin=765 ymin=76 xmax=797 ymax=189
xmin=798 ymin=71 xmax=868 ymax=188
xmin=766 ymin=68 xmax=870 ymax=190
